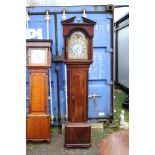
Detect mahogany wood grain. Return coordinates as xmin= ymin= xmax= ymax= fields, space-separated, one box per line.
xmin=68 ymin=67 xmax=88 ymax=122
xmin=65 ymin=123 xmax=91 ymax=148
xmin=26 ymin=113 xmax=50 ymax=143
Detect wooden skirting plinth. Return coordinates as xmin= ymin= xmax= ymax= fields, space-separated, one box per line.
xmin=64 ymin=122 xmax=91 ymax=148
xmin=26 ymin=113 xmax=51 ymax=143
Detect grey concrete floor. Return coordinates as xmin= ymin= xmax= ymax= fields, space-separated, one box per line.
xmin=26 ymin=127 xmax=104 ymax=155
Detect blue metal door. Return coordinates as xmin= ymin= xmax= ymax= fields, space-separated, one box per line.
xmin=88 ymin=14 xmax=113 ymax=119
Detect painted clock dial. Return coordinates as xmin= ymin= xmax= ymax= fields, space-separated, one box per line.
xmin=68 ymin=31 xmax=88 ymax=59
xmin=28 ymin=48 xmax=48 ymax=65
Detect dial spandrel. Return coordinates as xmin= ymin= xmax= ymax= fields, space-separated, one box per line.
xmin=68 ymin=31 xmax=88 ymax=59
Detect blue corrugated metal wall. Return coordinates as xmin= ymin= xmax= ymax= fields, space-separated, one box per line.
xmin=26 ymin=6 xmax=113 ymax=125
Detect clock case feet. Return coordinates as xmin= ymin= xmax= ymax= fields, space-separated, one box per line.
xmin=26 ymin=138 xmax=51 ymax=143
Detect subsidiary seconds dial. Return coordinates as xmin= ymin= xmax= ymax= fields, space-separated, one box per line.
xmin=68 ymin=31 xmax=88 ymax=59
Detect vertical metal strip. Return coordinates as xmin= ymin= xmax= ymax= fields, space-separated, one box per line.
xmin=45 ymin=10 xmax=50 ymax=39
xmin=54 ymin=13 xmax=58 ymax=55
xmin=54 ymin=12 xmax=61 ymax=126
xmin=115 ymin=23 xmax=118 ymax=85
xmin=45 ymin=10 xmax=53 ymax=123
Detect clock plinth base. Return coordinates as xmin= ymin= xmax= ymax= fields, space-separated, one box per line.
xmin=26 ymin=113 xmax=51 ymax=143
xmin=64 ymin=123 xmax=91 ymax=148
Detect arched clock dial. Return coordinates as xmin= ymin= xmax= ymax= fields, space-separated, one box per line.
xmin=68 ymin=31 xmax=88 ymax=59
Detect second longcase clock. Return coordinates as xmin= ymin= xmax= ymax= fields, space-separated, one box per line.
xmin=26 ymin=39 xmax=52 ymax=143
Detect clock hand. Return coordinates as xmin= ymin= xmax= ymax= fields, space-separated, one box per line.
xmin=73 ymin=49 xmax=77 ymax=55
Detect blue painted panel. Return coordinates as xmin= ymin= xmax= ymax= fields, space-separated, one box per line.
xmin=106 ymin=17 xmax=113 ymax=52
xmin=87 ymin=14 xmax=107 ymax=47
xmin=59 ymin=63 xmax=65 ymax=90
xmin=49 ymin=16 xmax=56 ymax=54
xmin=88 ymin=81 xmax=111 ymax=118
xmin=26 ymin=82 xmax=29 ymax=97
xmin=89 ymin=48 xmax=106 ymax=80
xmin=88 ymin=47 xmax=112 ymax=118
xmin=60 ymin=90 xmax=66 ymax=123
xmin=106 ymin=52 xmax=112 ymax=82
xmin=89 ymin=48 xmax=111 ymax=81
xmin=26 ymin=68 xmax=29 ymax=82
xmin=28 ymin=15 xmax=47 ymax=39
xmin=50 ymin=62 xmax=58 ymax=117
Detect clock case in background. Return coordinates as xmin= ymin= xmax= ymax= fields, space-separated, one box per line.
xmin=26 ymin=39 xmax=52 ymax=143
xmin=62 ymin=16 xmax=96 ymax=148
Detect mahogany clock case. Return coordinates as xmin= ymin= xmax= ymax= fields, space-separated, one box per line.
xmin=67 ymin=65 xmax=89 ymax=123
xmin=64 ymin=64 xmax=91 ymax=147
xmin=62 ymin=17 xmax=96 ymax=148
xmin=26 ymin=39 xmax=52 ymax=143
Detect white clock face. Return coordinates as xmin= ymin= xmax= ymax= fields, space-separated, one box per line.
xmin=29 ymin=48 xmax=48 ymax=65
xmin=68 ymin=31 xmax=88 ymax=59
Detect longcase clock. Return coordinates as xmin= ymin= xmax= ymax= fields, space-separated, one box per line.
xmin=62 ymin=17 xmax=96 ymax=148
xmin=26 ymin=39 xmax=52 ymax=143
